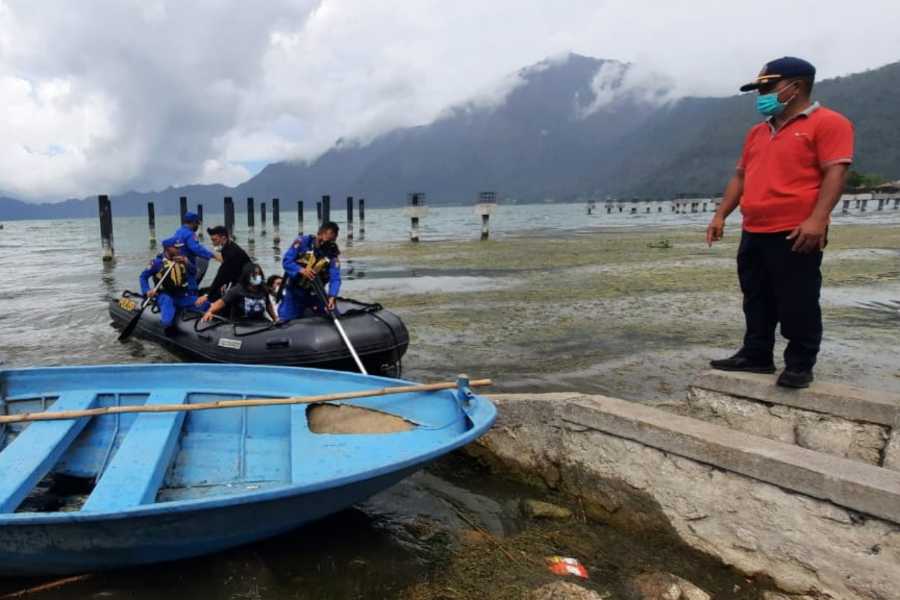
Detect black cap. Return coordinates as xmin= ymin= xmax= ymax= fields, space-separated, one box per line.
xmin=740 ymin=57 xmax=816 ymax=92
xmin=206 ymin=225 xmax=228 ymax=236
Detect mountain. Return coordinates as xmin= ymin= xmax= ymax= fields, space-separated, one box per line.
xmin=3 ymin=54 xmax=899 ymax=220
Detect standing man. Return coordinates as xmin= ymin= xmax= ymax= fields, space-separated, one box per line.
xmin=278 ymin=222 xmax=341 ymax=321
xmin=707 ymin=57 xmax=853 ymax=388
xmin=170 ymin=211 xmax=222 ymax=283
xmin=195 ymin=225 xmax=251 ymax=307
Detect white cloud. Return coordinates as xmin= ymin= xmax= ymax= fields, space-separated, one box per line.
xmin=1 ymin=0 xmax=899 ymax=201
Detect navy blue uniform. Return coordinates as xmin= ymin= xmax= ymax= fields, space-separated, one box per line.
xmin=140 ymin=254 xmax=208 ymax=328
xmin=278 ymin=235 xmax=341 ymax=321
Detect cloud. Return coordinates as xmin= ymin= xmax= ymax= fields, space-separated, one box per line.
xmin=1 ymin=0 xmax=899 ymax=201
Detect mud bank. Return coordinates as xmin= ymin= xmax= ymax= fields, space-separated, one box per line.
xmin=343 ymin=223 xmax=900 ymax=402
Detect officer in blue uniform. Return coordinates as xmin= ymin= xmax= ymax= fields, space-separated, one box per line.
xmin=140 ymin=237 xmax=210 ymax=335
xmin=170 ymin=211 xmax=222 ymax=283
xmin=278 ymin=221 xmax=342 ymax=321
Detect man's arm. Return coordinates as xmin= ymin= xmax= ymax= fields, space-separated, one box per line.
xmin=706 ymin=171 xmax=744 ymax=246
xmin=327 ymin=260 xmax=341 ymax=300
xmin=786 ymin=163 xmax=849 ymax=253
xmin=282 ymin=238 xmax=304 ymax=276
xmin=184 ymin=234 xmax=217 ymax=261
xmin=139 ymin=260 xmax=160 ymax=295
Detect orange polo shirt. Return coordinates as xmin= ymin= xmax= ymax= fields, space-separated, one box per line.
xmin=737 ymin=102 xmax=854 ymax=233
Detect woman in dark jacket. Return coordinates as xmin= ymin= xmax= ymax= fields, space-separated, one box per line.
xmin=201 ymin=263 xmax=277 ymax=322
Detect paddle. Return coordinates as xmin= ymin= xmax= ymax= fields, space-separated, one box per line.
xmin=308 ymin=275 xmax=369 ymax=375
xmin=0 ymin=378 xmax=493 ymax=424
xmin=118 ymin=262 xmax=176 ymax=342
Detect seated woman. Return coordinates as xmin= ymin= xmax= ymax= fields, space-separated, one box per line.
xmin=201 ymin=263 xmax=278 ymax=322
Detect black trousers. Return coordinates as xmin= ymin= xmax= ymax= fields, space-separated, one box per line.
xmin=737 ymin=230 xmax=823 ymax=371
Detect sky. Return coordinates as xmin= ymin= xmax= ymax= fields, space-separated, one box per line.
xmin=2 ymin=0 xmax=899 ymax=202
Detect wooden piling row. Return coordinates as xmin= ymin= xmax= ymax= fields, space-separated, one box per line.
xmin=322 ymin=195 xmax=331 ymax=224
xmin=224 ymin=196 xmax=235 ymax=238
xmin=298 ymin=200 xmax=304 ymax=235
xmin=358 ymin=198 xmax=365 ymax=240
xmin=272 ymin=197 xmax=280 ymax=242
xmin=260 ymin=201 xmax=267 ymax=236
xmin=346 ymin=196 xmax=354 ymax=242
xmin=179 ymin=196 xmax=188 ymax=221
xmin=147 ymin=201 xmax=156 ymax=245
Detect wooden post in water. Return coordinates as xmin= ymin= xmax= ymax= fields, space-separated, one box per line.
xmin=346 ymin=196 xmax=354 ymax=242
xmin=405 ymin=192 xmax=427 ymax=243
xmin=298 ymin=200 xmax=304 ymax=235
xmin=322 ymin=195 xmax=331 ymax=224
xmin=224 ymin=196 xmax=235 ymax=239
xmin=358 ymin=198 xmax=365 ymax=240
xmin=475 ymin=191 xmax=496 ymax=241
xmin=260 ymin=201 xmax=267 ymax=236
xmin=247 ymin=197 xmax=255 ymax=237
xmin=272 ymin=197 xmax=280 ymax=242
xmin=316 ymin=201 xmax=322 ymax=226
xmin=197 ymin=204 xmax=204 ymax=239
xmin=98 ymin=195 xmax=114 ymax=261
xmin=147 ymin=201 xmax=157 ymax=246
xmin=179 ymin=196 xmax=188 ymax=221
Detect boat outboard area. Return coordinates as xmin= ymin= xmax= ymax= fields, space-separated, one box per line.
xmin=0 ymin=364 xmax=496 ymax=575
xmin=109 ymin=291 xmax=410 ymax=376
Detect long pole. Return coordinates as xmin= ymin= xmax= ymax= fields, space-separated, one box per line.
xmin=147 ymin=201 xmax=157 ymax=245
xmin=297 ymin=200 xmax=304 ymax=235
xmin=98 ymin=195 xmax=114 ymax=261
xmin=346 ymin=196 xmax=354 ymax=242
xmin=0 ymin=379 xmax=493 ymax=424
xmin=272 ymin=197 xmax=280 ymax=242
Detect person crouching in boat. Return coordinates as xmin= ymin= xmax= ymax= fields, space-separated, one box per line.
xmin=140 ymin=237 xmax=210 ymax=336
xmin=278 ymin=221 xmax=341 ymax=321
xmin=202 ymin=263 xmax=278 ymax=323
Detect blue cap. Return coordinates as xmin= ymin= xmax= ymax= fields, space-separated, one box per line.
xmin=161 ymin=236 xmax=184 ymax=249
xmin=182 ymin=211 xmax=200 ymax=223
xmin=740 ymin=57 xmax=816 ymax=92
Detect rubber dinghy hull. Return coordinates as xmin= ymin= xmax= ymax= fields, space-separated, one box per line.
xmin=109 ymin=293 xmax=409 ymax=376
xmin=0 ymin=364 xmax=497 ymax=575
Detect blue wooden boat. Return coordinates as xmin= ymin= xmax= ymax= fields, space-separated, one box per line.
xmin=0 ymin=364 xmax=496 ymax=576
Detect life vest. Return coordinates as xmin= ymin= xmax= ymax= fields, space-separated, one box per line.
xmin=154 ymin=258 xmax=189 ymax=294
xmin=291 ymin=249 xmax=333 ymax=289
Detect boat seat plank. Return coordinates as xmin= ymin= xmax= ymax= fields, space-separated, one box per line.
xmin=82 ymin=390 xmax=187 ymax=512
xmin=0 ymin=391 xmax=99 ymax=513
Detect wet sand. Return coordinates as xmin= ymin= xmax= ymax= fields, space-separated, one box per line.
xmin=344 ymin=222 xmax=900 ymax=404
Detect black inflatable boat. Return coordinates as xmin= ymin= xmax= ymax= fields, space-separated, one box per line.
xmin=109 ymin=291 xmax=409 ymax=375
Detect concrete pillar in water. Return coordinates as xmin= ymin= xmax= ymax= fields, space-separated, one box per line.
xmin=861 ymin=199 xmax=868 ymax=212
xmin=316 ymin=201 xmax=322 ymax=226
xmin=405 ymin=192 xmax=427 ymax=243
xmin=842 ymin=199 xmax=850 ymax=214
xmin=260 ymin=201 xmax=267 ymax=236
xmin=272 ymin=197 xmax=280 ymax=242
xmin=877 ymin=198 xmax=884 ymax=211
xmin=358 ymin=198 xmax=366 ymax=240
xmin=297 ymin=200 xmax=304 ymax=235
xmin=346 ymin=196 xmax=354 ymax=242
xmin=98 ymin=194 xmax=114 ymax=261
xmin=322 ymin=195 xmax=331 ymax=224
xmin=475 ymin=191 xmax=496 ymax=240
xmin=247 ymin=197 xmax=255 ymax=237
xmin=147 ymin=201 xmax=157 ymax=245
xmin=224 ymin=197 xmax=235 ymax=239
xmin=894 ymin=198 xmax=900 ymax=209
xmin=179 ymin=196 xmax=188 ymax=221
xmin=702 ymin=202 xmax=708 ymax=212
xmin=197 ymin=204 xmax=204 ymax=239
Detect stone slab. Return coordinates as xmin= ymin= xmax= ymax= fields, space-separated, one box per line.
xmin=692 ymin=370 xmax=900 ymax=426
xmin=556 ymin=394 xmax=900 ymax=524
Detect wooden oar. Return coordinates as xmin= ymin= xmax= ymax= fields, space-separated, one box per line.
xmin=118 ymin=262 xmax=176 ymax=342
xmin=0 ymin=378 xmax=493 ymax=424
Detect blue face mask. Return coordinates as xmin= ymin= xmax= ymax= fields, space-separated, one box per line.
xmin=756 ymin=82 xmax=797 ymax=117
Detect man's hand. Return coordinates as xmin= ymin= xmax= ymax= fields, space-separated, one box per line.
xmin=195 ymin=294 xmax=208 ymax=306
xmin=173 ymin=256 xmax=187 ymax=264
xmin=706 ymin=215 xmax=725 ymax=247
xmin=301 ymin=266 xmax=316 ymax=281
xmin=146 ymin=289 xmax=158 ymax=298
xmin=213 ymin=252 xmax=223 ymax=263
xmin=326 ymin=296 xmax=336 ymax=311
xmin=201 ymin=310 xmax=214 ymax=322
xmin=786 ymin=217 xmax=828 ymax=253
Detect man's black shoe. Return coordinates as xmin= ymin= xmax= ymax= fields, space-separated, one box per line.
xmin=709 ymin=354 xmax=776 ymax=374
xmin=777 ymin=369 xmax=814 ymax=389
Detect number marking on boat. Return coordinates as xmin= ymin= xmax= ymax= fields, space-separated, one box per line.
xmin=217 ymin=338 xmax=243 ymax=350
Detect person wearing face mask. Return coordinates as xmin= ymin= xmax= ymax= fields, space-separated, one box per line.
xmin=706 ymin=57 xmax=854 ymax=389
xmin=195 ymin=225 xmax=252 ymax=308
xmin=170 ymin=212 xmax=223 ymax=284
xmin=140 ymin=238 xmax=209 ymax=336
xmin=278 ymin=222 xmax=342 ymax=321
xmin=202 ymin=262 xmax=278 ymax=322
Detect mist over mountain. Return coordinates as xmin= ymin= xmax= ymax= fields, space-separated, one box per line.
xmin=3 ymin=53 xmax=898 ymax=220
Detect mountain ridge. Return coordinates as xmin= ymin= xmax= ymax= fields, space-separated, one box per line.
xmin=3 ymin=53 xmax=899 ymax=220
